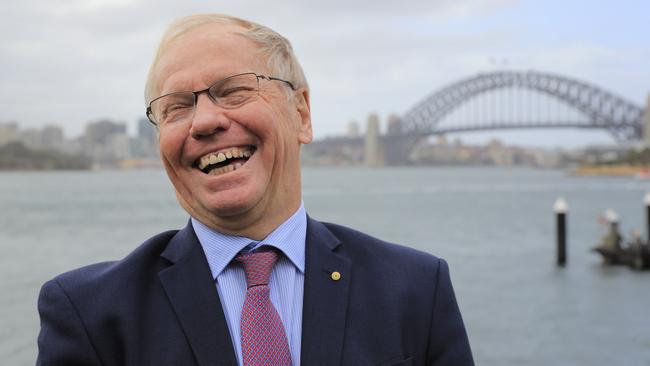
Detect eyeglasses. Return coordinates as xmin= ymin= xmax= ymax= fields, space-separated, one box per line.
xmin=146 ymin=72 xmax=296 ymax=126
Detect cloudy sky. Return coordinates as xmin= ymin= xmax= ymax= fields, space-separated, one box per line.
xmin=1 ymin=0 xmax=648 ymax=146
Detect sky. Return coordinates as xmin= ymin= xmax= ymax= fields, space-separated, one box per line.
xmin=1 ymin=0 xmax=649 ymax=147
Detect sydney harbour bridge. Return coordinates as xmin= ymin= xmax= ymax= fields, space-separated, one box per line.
xmin=307 ymin=70 xmax=650 ymax=166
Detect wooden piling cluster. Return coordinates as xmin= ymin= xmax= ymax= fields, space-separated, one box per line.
xmin=554 ymin=194 xmax=650 ymax=270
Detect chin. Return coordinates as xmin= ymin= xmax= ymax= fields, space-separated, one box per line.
xmin=197 ymin=188 xmax=264 ymax=219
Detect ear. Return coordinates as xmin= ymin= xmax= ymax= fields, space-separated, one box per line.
xmin=294 ymin=88 xmax=313 ymax=145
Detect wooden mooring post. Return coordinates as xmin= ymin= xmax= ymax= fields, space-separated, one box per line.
xmin=554 ymin=197 xmax=568 ymax=267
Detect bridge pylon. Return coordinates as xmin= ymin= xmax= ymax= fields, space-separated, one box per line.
xmin=364 ymin=113 xmax=384 ymax=167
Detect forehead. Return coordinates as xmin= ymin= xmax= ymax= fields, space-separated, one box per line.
xmin=155 ymin=23 xmax=267 ymax=93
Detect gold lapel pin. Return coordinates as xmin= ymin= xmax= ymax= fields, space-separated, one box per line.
xmin=330 ymin=271 xmax=341 ymax=281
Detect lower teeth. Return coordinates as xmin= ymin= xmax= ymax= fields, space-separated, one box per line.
xmin=208 ymin=162 xmax=243 ymax=176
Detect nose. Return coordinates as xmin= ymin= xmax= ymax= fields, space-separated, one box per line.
xmin=189 ymin=93 xmax=231 ymax=139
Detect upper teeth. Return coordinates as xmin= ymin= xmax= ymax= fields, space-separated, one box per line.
xmin=198 ymin=148 xmax=252 ymax=170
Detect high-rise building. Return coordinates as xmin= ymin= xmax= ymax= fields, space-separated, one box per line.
xmin=19 ymin=128 xmax=41 ymax=149
xmin=138 ymin=118 xmax=157 ymax=145
xmin=346 ymin=120 xmax=360 ymax=138
xmin=133 ymin=118 xmax=159 ymax=159
xmin=84 ymin=119 xmax=127 ymax=145
xmin=82 ymin=119 xmax=130 ymax=165
xmin=0 ymin=122 xmax=19 ymax=146
xmin=386 ymin=114 xmax=402 ymax=135
xmin=41 ymin=125 xmax=64 ymax=149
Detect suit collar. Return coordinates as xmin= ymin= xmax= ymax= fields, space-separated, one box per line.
xmin=160 ymin=221 xmax=199 ymax=263
xmin=301 ymin=217 xmax=351 ymax=366
xmin=191 ymin=202 xmax=307 ymax=279
xmin=159 ymin=222 xmax=238 ymax=366
xmin=159 ymin=217 xmax=354 ymax=366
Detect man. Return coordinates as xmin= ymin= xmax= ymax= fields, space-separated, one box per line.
xmin=37 ymin=14 xmax=474 ymax=366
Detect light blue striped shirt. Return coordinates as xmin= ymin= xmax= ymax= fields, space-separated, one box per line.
xmin=191 ymin=203 xmax=306 ymax=366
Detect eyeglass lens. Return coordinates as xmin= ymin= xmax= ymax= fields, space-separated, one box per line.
xmin=150 ymin=73 xmax=260 ymax=125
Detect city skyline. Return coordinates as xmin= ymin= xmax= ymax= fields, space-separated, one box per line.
xmin=1 ymin=0 xmax=648 ymax=147
xmin=0 ymin=117 xmax=590 ymax=170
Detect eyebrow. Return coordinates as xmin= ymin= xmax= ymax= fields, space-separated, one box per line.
xmin=158 ymin=79 xmax=195 ymax=96
xmin=161 ymin=70 xmax=248 ymax=95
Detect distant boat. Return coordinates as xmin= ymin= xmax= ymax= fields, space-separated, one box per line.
xmin=592 ymin=237 xmax=650 ymax=270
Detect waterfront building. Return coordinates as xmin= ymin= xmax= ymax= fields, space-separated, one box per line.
xmin=0 ymin=122 xmax=19 ymax=146
xmin=82 ymin=119 xmax=131 ymax=166
xmin=346 ymin=120 xmax=360 ymax=138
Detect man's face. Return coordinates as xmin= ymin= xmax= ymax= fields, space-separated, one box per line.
xmin=153 ymin=23 xmax=312 ymax=237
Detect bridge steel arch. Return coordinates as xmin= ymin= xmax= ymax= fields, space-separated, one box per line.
xmin=401 ymin=70 xmax=645 ymax=142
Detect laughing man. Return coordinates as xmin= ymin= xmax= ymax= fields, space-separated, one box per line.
xmin=37 ymin=14 xmax=474 ymax=366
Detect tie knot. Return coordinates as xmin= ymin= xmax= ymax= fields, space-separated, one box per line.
xmin=235 ymin=249 xmax=278 ymax=288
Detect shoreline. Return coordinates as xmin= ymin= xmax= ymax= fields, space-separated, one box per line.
xmin=572 ymin=165 xmax=650 ymax=177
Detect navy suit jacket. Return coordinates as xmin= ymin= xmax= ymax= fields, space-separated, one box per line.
xmin=37 ymin=218 xmax=474 ymax=366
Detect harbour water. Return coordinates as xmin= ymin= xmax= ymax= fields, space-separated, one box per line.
xmin=1 ymin=167 xmax=649 ymax=365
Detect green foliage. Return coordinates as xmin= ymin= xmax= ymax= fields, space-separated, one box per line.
xmin=621 ymin=147 xmax=650 ymax=166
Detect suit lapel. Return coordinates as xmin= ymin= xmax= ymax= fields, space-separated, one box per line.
xmin=158 ymin=222 xmax=238 ymax=366
xmin=301 ymin=218 xmax=352 ymax=366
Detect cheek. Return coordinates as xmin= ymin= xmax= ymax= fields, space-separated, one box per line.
xmin=158 ymin=128 xmax=184 ymax=161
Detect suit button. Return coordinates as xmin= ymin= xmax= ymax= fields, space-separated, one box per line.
xmin=331 ymin=271 xmax=341 ymax=281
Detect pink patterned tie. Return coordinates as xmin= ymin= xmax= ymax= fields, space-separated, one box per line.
xmin=235 ymin=250 xmax=293 ymax=366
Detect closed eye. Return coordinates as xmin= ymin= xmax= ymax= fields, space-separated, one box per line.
xmin=216 ymin=86 xmax=255 ymax=98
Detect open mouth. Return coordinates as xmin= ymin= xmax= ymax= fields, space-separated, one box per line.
xmin=196 ymin=146 xmax=255 ymax=176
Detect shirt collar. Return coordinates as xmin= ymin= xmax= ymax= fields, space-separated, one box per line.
xmin=191 ymin=202 xmax=307 ymax=280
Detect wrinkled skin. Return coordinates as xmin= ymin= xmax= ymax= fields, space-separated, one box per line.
xmin=153 ymin=23 xmax=312 ymax=239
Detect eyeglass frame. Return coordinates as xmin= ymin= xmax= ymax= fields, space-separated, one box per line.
xmin=145 ymin=72 xmax=296 ymax=126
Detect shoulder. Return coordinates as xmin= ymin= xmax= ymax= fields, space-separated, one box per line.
xmin=312 ymin=220 xmax=465 ymax=348
xmin=318 ymin=220 xmax=447 ymax=278
xmin=321 ymin=220 xmax=442 ymax=262
xmin=43 ymin=229 xmax=179 ymax=299
xmin=36 ymin=229 xmax=187 ymax=364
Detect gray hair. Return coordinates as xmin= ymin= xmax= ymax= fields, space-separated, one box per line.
xmin=144 ymin=13 xmax=308 ymax=105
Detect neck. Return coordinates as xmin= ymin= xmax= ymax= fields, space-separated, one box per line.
xmin=186 ymin=194 xmax=302 ymax=240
